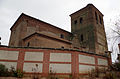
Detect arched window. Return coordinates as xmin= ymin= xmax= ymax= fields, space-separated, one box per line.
xmin=80 ymin=17 xmax=83 ymax=24
xmin=27 ymin=42 xmax=30 ymax=47
xmin=61 ymin=46 xmax=64 ymax=49
xmin=95 ymin=12 xmax=98 ymax=24
xmin=99 ymin=15 xmax=102 ymax=24
xmin=74 ymin=20 xmax=77 ymax=25
xmin=60 ymin=34 xmax=64 ymax=38
xmin=80 ymin=34 xmax=83 ymax=42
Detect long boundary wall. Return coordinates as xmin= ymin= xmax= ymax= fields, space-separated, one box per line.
xmin=0 ymin=46 xmax=111 ymax=77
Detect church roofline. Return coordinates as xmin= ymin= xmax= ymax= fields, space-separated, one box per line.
xmin=23 ymin=32 xmax=72 ymax=44
xmin=70 ymin=4 xmax=104 ymax=17
xmin=10 ymin=13 xmax=72 ymax=34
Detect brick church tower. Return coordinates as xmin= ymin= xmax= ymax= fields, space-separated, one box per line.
xmin=9 ymin=4 xmax=108 ymax=55
xmin=70 ymin=4 xmax=108 ymax=55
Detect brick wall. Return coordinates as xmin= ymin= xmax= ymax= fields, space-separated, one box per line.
xmin=0 ymin=46 xmax=111 ymax=77
xmin=23 ymin=33 xmax=71 ymax=48
xmin=70 ymin=4 xmax=108 ymax=55
xmin=9 ymin=14 xmax=72 ymax=47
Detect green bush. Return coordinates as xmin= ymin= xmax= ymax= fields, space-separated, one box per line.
xmin=0 ymin=64 xmax=24 ymax=78
xmin=0 ymin=64 xmax=11 ymax=77
xmin=13 ymin=69 xmax=24 ymax=78
xmin=0 ymin=64 xmax=8 ymax=76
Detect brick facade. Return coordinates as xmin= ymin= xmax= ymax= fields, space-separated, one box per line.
xmin=9 ymin=4 xmax=108 ymax=57
xmin=9 ymin=13 xmax=72 ymax=48
xmin=70 ymin=4 xmax=108 ymax=55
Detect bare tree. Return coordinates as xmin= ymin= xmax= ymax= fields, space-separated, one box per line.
xmin=106 ymin=15 xmax=120 ymax=61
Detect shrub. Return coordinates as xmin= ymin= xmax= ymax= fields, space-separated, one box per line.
xmin=89 ymin=69 xmax=101 ymax=78
xmin=69 ymin=74 xmax=73 ymax=78
xmin=0 ymin=64 xmax=24 ymax=78
xmin=12 ymin=69 xmax=24 ymax=78
xmin=0 ymin=64 xmax=10 ymax=77
xmin=111 ymin=62 xmax=120 ymax=71
xmin=103 ymin=72 xmax=116 ymax=79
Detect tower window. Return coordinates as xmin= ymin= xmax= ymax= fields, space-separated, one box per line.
xmin=60 ymin=34 xmax=64 ymax=38
xmin=80 ymin=17 xmax=83 ymax=24
xmin=61 ymin=46 xmax=64 ymax=49
xmin=99 ymin=15 xmax=102 ymax=24
xmin=95 ymin=12 xmax=98 ymax=24
xmin=74 ymin=20 xmax=77 ymax=25
xmin=27 ymin=42 xmax=30 ymax=47
xmin=80 ymin=34 xmax=83 ymax=41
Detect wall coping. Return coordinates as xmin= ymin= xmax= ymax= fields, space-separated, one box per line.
xmin=0 ymin=45 xmax=108 ymax=58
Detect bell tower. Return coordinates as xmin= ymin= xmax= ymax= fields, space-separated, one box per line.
xmin=70 ymin=4 xmax=108 ymax=55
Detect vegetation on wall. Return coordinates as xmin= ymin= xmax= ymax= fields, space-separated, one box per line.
xmin=0 ymin=64 xmax=10 ymax=77
xmin=0 ymin=64 xmax=24 ymax=78
xmin=88 ymin=58 xmax=120 ymax=79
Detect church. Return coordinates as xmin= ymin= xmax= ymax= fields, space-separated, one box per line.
xmin=9 ymin=4 xmax=108 ymax=55
xmin=0 ymin=4 xmax=111 ymax=77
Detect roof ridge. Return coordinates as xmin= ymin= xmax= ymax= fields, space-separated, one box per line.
xmin=10 ymin=13 xmax=72 ymax=34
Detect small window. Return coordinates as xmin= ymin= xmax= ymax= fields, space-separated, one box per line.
xmin=27 ymin=42 xmax=30 ymax=47
xmin=61 ymin=46 xmax=64 ymax=49
xmin=26 ymin=20 xmax=28 ymax=23
xmin=99 ymin=15 xmax=102 ymax=24
xmin=74 ymin=20 xmax=77 ymax=25
xmin=95 ymin=12 xmax=98 ymax=24
xmin=80 ymin=17 xmax=83 ymax=24
xmin=60 ymin=34 xmax=64 ymax=38
xmin=80 ymin=34 xmax=83 ymax=41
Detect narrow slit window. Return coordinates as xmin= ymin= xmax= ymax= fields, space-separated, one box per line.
xmin=99 ymin=15 xmax=102 ymax=24
xmin=60 ymin=34 xmax=64 ymax=38
xmin=95 ymin=12 xmax=98 ymax=24
xmin=74 ymin=20 xmax=77 ymax=25
xmin=27 ymin=42 xmax=30 ymax=47
xmin=80 ymin=17 xmax=83 ymax=24
xmin=80 ymin=34 xmax=83 ymax=42
xmin=61 ymin=46 xmax=64 ymax=49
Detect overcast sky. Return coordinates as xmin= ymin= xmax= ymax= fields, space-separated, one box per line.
xmin=0 ymin=0 xmax=120 ymax=61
